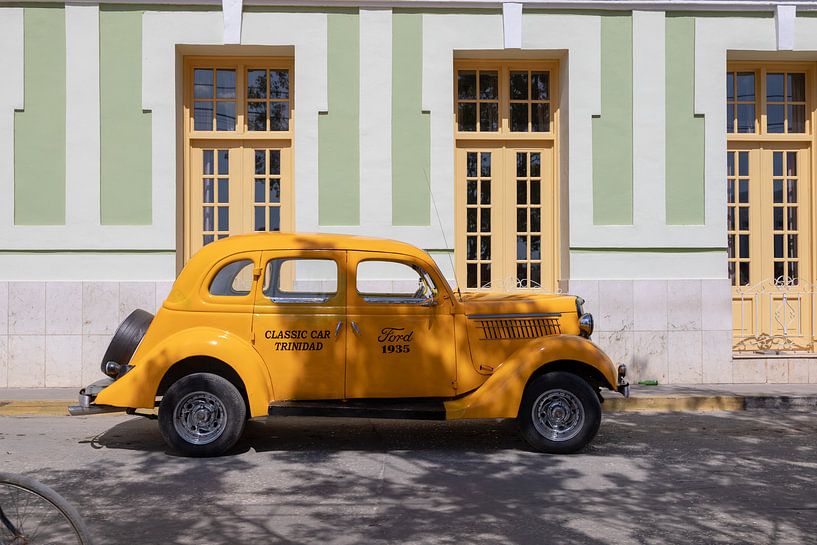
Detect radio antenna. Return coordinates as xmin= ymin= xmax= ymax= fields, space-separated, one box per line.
xmin=423 ymin=167 xmax=462 ymax=302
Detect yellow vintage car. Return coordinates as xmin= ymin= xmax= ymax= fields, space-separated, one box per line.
xmin=69 ymin=233 xmax=628 ymax=456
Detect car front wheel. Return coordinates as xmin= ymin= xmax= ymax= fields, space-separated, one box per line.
xmin=158 ymin=373 xmax=246 ymax=457
xmin=518 ymin=371 xmax=601 ymax=454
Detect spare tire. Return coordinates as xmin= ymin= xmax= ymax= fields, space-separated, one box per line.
xmin=100 ymin=309 xmax=154 ymax=377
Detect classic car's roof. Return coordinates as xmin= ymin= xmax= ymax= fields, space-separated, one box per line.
xmin=195 ymin=232 xmax=428 ymax=257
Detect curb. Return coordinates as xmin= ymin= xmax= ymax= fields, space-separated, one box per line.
xmin=1 ymin=396 xmax=816 ymax=416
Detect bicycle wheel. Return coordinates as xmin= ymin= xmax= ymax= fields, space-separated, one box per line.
xmin=0 ymin=472 xmax=94 ymax=545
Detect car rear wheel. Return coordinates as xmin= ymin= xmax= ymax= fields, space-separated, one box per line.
xmin=518 ymin=371 xmax=601 ymax=454
xmin=158 ymin=373 xmax=246 ymax=457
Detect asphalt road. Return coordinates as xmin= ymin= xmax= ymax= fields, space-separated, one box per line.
xmin=1 ymin=411 xmax=815 ymax=545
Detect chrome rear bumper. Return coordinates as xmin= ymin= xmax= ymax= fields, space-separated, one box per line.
xmin=67 ymin=377 xmax=125 ymax=416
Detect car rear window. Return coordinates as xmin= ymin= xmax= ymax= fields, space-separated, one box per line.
xmin=209 ymin=259 xmax=254 ymax=296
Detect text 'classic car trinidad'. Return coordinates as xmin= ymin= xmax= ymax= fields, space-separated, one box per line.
xmin=69 ymin=233 xmax=629 ymax=456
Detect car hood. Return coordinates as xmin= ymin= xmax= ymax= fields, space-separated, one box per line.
xmin=457 ymin=292 xmax=578 ymax=316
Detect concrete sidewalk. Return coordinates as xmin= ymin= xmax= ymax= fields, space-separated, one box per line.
xmin=1 ymin=384 xmax=817 ymax=416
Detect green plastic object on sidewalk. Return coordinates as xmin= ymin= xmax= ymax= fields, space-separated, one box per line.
xmin=638 ymin=380 xmax=659 ymax=386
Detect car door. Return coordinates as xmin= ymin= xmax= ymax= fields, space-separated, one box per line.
xmin=251 ymin=250 xmax=346 ymax=400
xmin=345 ymin=252 xmax=457 ymax=399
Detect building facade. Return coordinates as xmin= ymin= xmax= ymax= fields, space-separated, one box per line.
xmin=1 ymin=0 xmax=816 ymax=388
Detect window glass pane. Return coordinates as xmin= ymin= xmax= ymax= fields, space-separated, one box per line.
xmin=767 ymin=73 xmax=784 ymax=102
xmin=255 ymin=150 xmax=265 ymax=175
xmin=479 ymin=103 xmax=498 ymax=132
xmin=194 ymin=69 xmax=213 ymax=98
xmin=467 ymin=264 xmax=477 ymax=288
xmin=728 ymin=261 xmax=735 ymax=285
xmin=480 ymin=180 xmax=491 ymax=204
xmin=530 ymin=181 xmax=541 ymax=204
xmin=254 ymin=179 xmax=265 ymax=202
xmin=516 ymin=264 xmax=527 ymax=287
xmin=739 ymin=151 xmax=749 ymax=175
xmin=737 ymin=104 xmax=755 ymax=133
xmin=480 ymin=264 xmax=491 ymax=287
xmin=269 ymin=180 xmax=281 ymax=203
xmin=530 ymin=208 xmax=541 ymax=232
xmin=194 ymin=101 xmax=213 ymax=131
xmin=217 ymin=179 xmax=229 ymax=203
xmin=517 ymin=208 xmax=527 ymax=231
xmin=516 ymin=153 xmax=527 ymax=177
xmin=480 ymin=208 xmax=491 ymax=232
xmin=247 ymin=69 xmax=267 ymax=99
xmin=458 ymin=103 xmax=476 ymax=131
xmin=530 ymin=263 xmax=541 ymax=287
xmin=203 ymin=207 xmax=214 ymax=231
xmin=774 ymin=234 xmax=783 ymax=258
xmin=210 ymin=259 xmax=254 ymax=296
xmin=736 ymin=72 xmax=755 ymax=101
xmin=726 ymin=72 xmax=734 ymax=101
xmin=727 ymin=180 xmax=734 ymax=204
xmin=270 ymin=150 xmax=281 ymax=175
xmin=787 ymin=207 xmax=797 ymax=230
xmin=727 ymin=152 xmax=735 ymax=177
xmin=530 ymin=236 xmax=541 ymax=260
xmin=739 ymin=234 xmax=749 ymax=258
xmin=265 ymin=259 xmax=338 ymax=301
xmin=727 ymin=208 xmax=734 ymax=231
xmin=530 ymin=153 xmax=541 ymax=177
xmin=480 ymin=237 xmax=491 ymax=260
xmin=466 ymin=181 xmax=477 ymax=204
xmin=773 ymin=180 xmax=783 ymax=203
xmin=269 ymin=207 xmax=280 ymax=231
xmin=203 ymin=150 xmax=214 ymax=175
xmin=467 ymin=208 xmax=477 ymax=232
xmin=531 ymin=103 xmax=550 ymax=132
xmin=466 ymin=236 xmax=477 ymax=260
xmin=510 ymin=104 xmax=528 ymax=132
xmin=203 ymin=178 xmax=214 ymax=203
xmin=458 ymin=71 xmax=476 ymax=99
xmin=774 ymin=261 xmax=784 ymax=281
xmin=787 ymin=152 xmax=797 ymax=176
xmin=216 ymin=69 xmax=236 ymax=99
xmin=466 ymin=152 xmax=477 ymax=177
xmin=203 ymin=234 xmax=215 ymax=246
xmin=516 ymin=235 xmax=527 ymax=260
xmin=788 ymin=73 xmax=805 ymax=102
xmin=510 ymin=71 xmax=528 ymax=100
xmin=356 ymin=260 xmax=434 ymax=300
xmin=787 ymin=180 xmax=797 ymax=203
xmin=254 ymin=206 xmax=265 ymax=231
xmin=517 ymin=180 xmax=526 ymax=205
xmin=269 ymin=102 xmax=290 ymax=131
xmin=247 ymin=102 xmax=267 ymax=131
xmin=269 ymin=70 xmax=289 ymax=99
xmin=788 ymin=104 xmax=805 ymax=133
xmin=739 ymin=180 xmax=749 ymax=203
xmin=531 ymin=72 xmax=549 ymax=100
xmin=788 ymin=234 xmax=798 ymax=258
xmin=218 ymin=150 xmax=229 ymax=175
xmin=773 ymin=207 xmax=783 ymax=230
xmin=726 ymin=104 xmax=734 ymax=133
xmin=773 ymin=152 xmax=783 ymax=176
xmin=788 ymin=262 xmax=798 ymax=283
xmin=728 ymin=234 xmax=735 ymax=257
xmin=480 ymin=153 xmax=491 ymax=177
xmin=479 ymin=71 xmax=498 ymax=99
xmin=218 ymin=206 xmax=229 ymax=230
xmin=740 ymin=262 xmax=749 ymax=286
xmin=739 ymin=207 xmax=748 ymax=230
xmin=767 ymin=104 xmax=784 ymax=133
xmin=216 ymin=102 xmax=236 ymax=131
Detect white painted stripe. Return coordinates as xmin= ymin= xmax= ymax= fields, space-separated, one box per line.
xmin=0 ymin=253 xmax=176 ymax=281
xmin=65 ymin=4 xmax=101 ymax=227
xmin=0 ymin=8 xmax=24 ymax=230
xmin=775 ymin=4 xmax=796 ymax=50
xmin=222 ymin=0 xmax=243 ymax=44
xmin=502 ymin=3 xmax=523 ymax=49
xmin=571 ymin=250 xmax=726 ymax=279
xmin=359 ymin=8 xmax=392 ymax=228
xmin=631 ymin=11 xmax=666 ymax=227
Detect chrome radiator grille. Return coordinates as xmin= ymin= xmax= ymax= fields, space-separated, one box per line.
xmin=470 ymin=314 xmax=561 ymax=340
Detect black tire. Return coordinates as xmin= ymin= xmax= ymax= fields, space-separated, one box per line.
xmin=0 ymin=472 xmax=95 ymax=545
xmin=100 ymin=309 xmax=154 ymax=377
xmin=517 ymin=371 xmax=601 ymax=454
xmin=158 ymin=373 xmax=246 ymax=457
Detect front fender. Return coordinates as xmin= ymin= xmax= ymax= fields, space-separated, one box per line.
xmin=94 ymin=327 xmax=274 ymax=417
xmin=445 ymin=335 xmax=616 ymax=420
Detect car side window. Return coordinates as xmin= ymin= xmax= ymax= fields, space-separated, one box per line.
xmin=263 ymin=258 xmax=338 ymax=304
xmin=356 ymin=260 xmax=437 ymax=304
xmin=209 ymin=259 xmax=255 ymax=296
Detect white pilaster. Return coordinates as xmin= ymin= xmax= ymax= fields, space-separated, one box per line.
xmin=502 ymin=3 xmax=523 ymax=49
xmin=359 ymin=8 xmax=392 ymax=229
xmin=0 ymin=8 xmax=24 ymax=229
xmin=65 ymin=3 xmax=101 ymax=227
xmin=222 ymin=0 xmax=243 ymax=45
xmin=631 ymin=11 xmax=666 ymax=228
xmin=775 ymin=5 xmax=796 ymax=51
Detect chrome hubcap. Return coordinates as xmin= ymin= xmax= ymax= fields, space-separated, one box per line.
xmin=173 ymin=391 xmax=227 ymax=445
xmin=532 ymin=389 xmax=585 ymax=442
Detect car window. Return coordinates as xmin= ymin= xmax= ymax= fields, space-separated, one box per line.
xmin=263 ymin=258 xmax=338 ymax=304
xmin=209 ymin=259 xmax=254 ymax=296
xmin=356 ymin=260 xmax=437 ymax=304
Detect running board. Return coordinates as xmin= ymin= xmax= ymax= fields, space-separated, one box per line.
xmin=267 ymin=400 xmax=446 ymax=420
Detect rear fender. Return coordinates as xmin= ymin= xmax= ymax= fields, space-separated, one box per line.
xmin=445 ymin=335 xmax=616 ymax=420
xmin=94 ymin=327 xmax=274 ymax=417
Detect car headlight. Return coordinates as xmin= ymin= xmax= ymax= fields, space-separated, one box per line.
xmin=578 ymin=313 xmax=594 ymax=338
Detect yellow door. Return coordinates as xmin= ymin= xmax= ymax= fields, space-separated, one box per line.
xmin=251 ymin=250 xmax=347 ymax=400
xmin=455 ymin=144 xmax=556 ymax=291
xmin=730 ymin=145 xmax=814 ymax=351
xmin=344 ymin=252 xmax=457 ymax=399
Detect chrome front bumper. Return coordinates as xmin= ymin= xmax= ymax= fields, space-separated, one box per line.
xmin=67 ymin=377 xmax=125 ymax=416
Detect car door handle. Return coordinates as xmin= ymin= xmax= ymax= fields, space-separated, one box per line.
xmin=335 ymin=320 xmax=343 ymax=338
xmin=351 ymin=321 xmax=361 ymax=336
